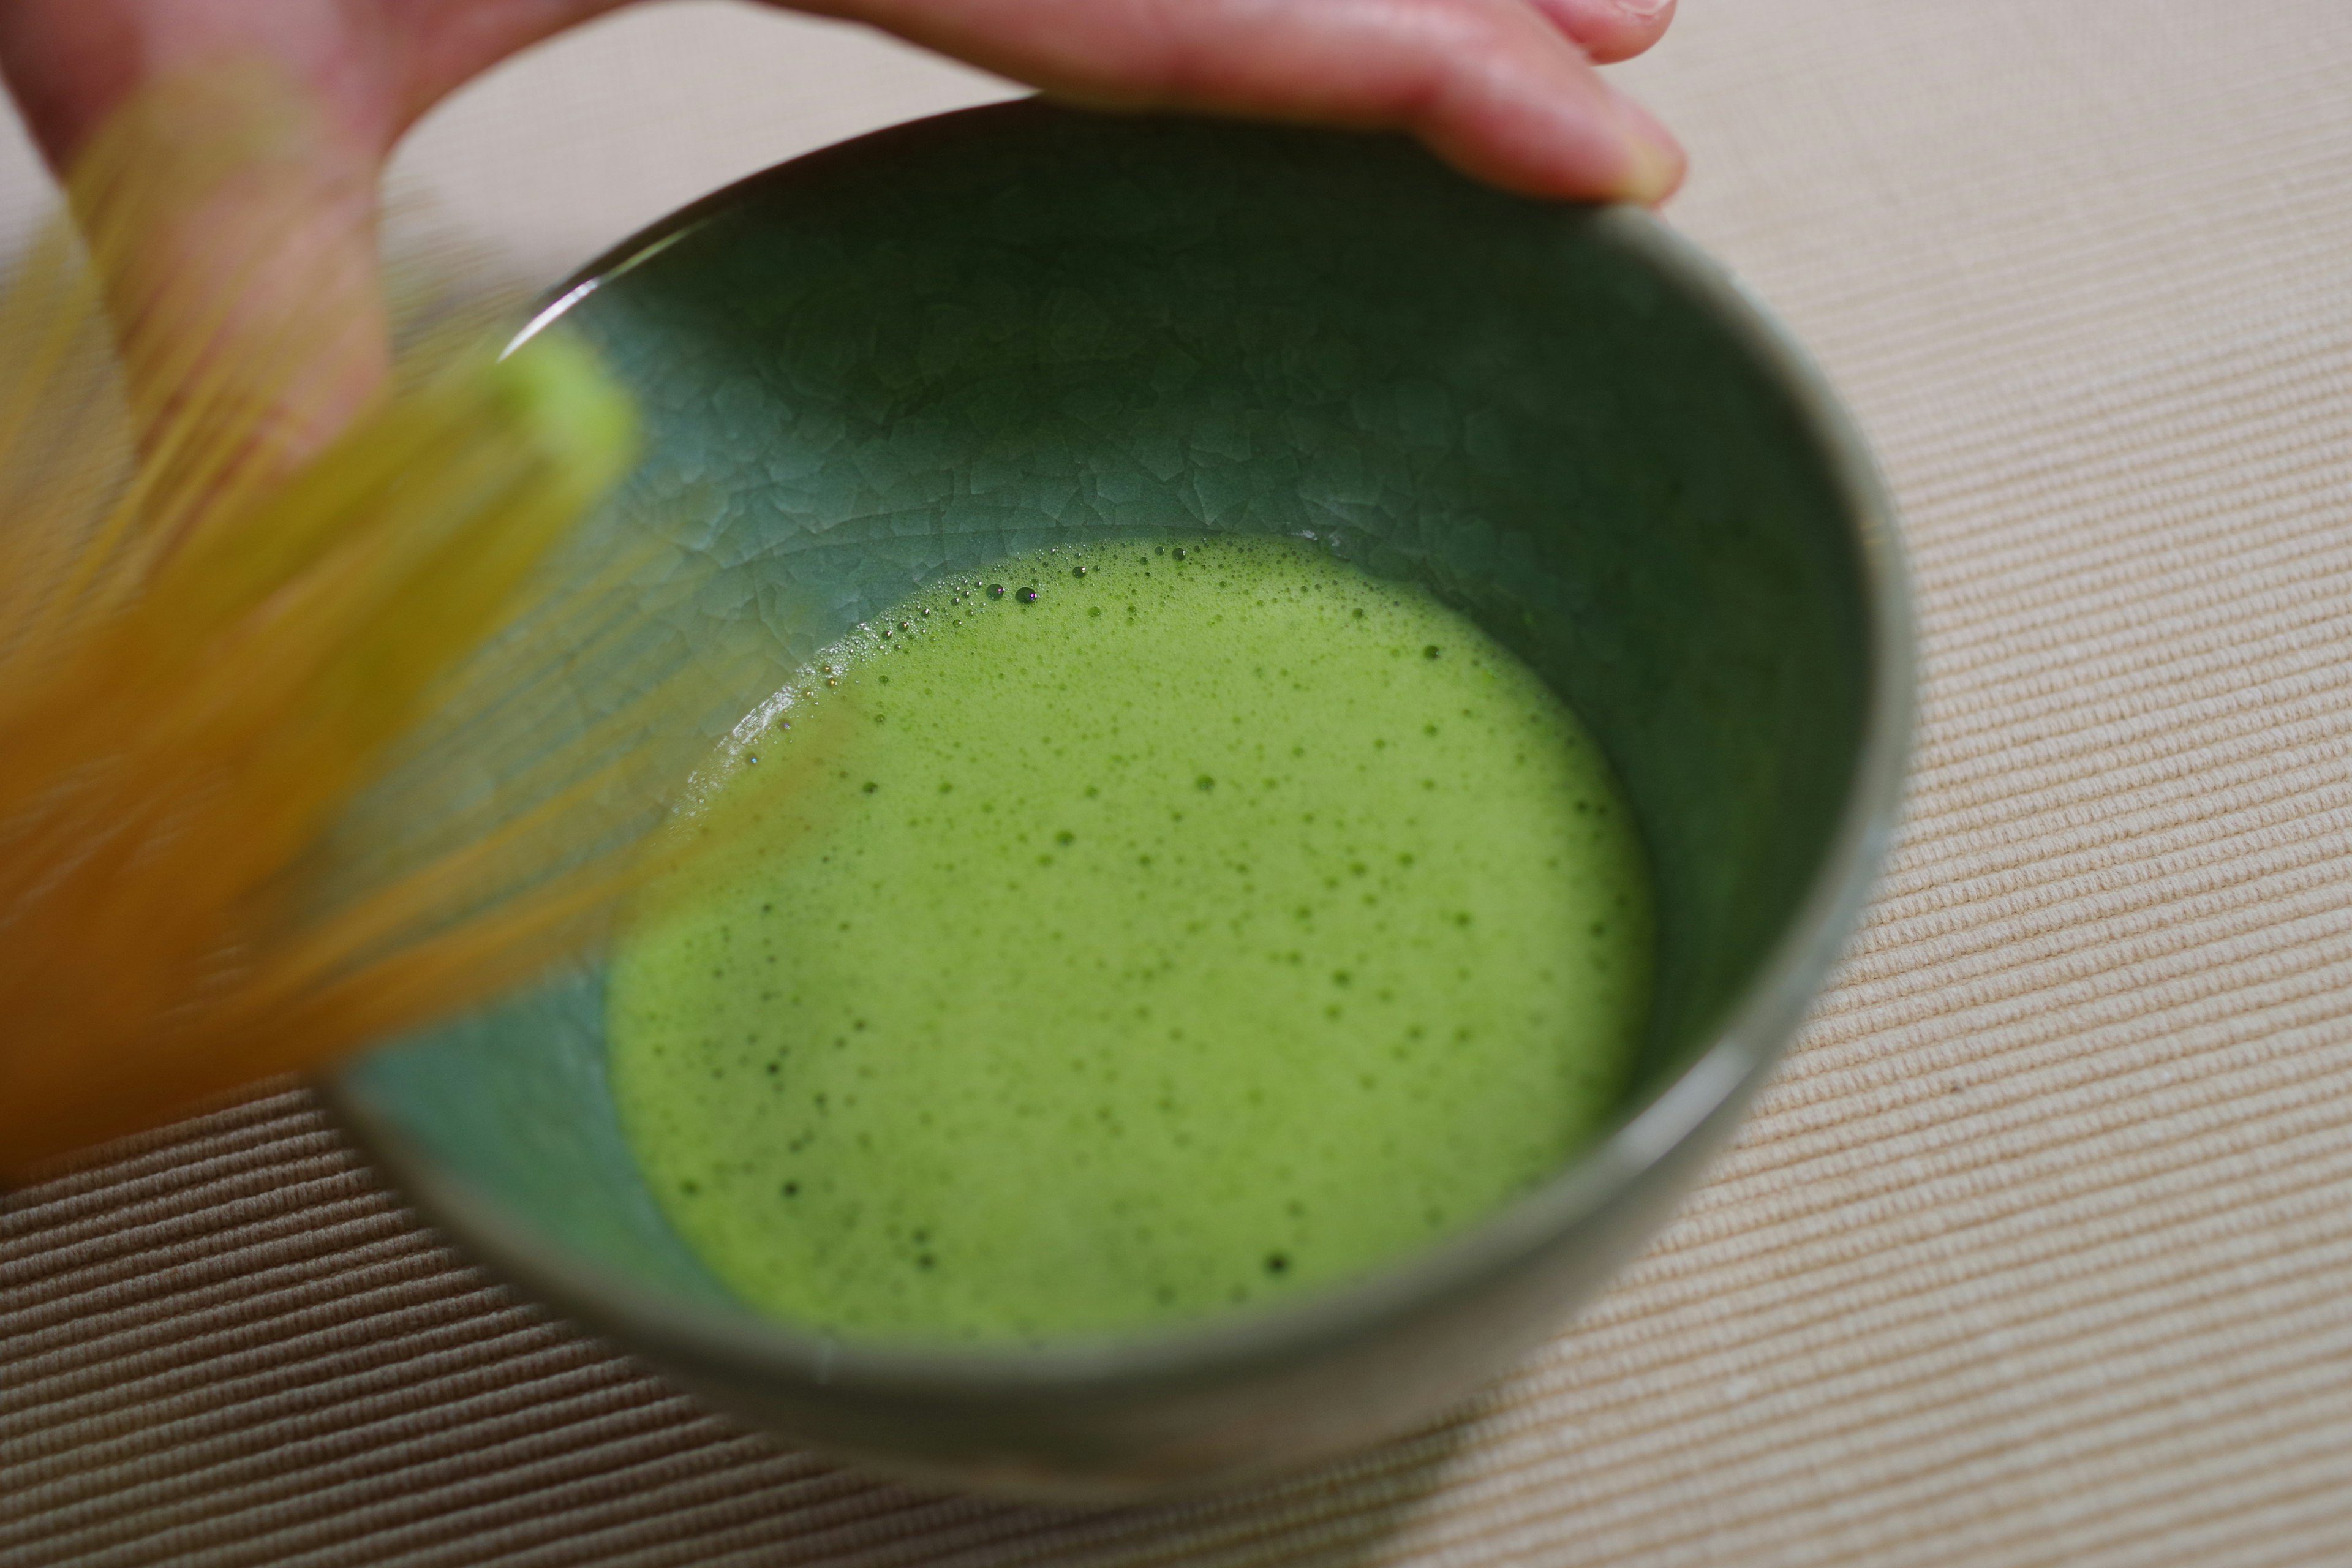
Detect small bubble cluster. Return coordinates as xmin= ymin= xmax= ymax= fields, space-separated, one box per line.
xmin=608 ymin=535 xmax=1653 ymax=1348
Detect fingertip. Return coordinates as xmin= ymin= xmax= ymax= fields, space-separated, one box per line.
xmin=1607 ymin=90 xmax=1685 ymax=205
xmin=1617 ymin=135 xmax=1684 ymax=206
xmin=1406 ymin=0 xmax=1681 ymax=205
xmin=1523 ymin=0 xmax=1675 ymax=65
xmin=1425 ymin=80 xmax=1684 ymax=208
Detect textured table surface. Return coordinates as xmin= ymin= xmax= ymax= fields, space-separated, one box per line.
xmin=7 ymin=2 xmax=2352 ymax=1563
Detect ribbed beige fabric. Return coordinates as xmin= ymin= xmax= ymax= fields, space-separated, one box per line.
xmin=7 ymin=1 xmax=2352 ymax=1562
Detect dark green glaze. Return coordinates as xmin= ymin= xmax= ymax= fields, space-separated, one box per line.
xmin=332 ymin=100 xmax=1906 ymax=1497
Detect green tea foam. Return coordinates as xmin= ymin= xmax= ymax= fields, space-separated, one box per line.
xmin=607 ymin=535 xmax=1651 ymax=1344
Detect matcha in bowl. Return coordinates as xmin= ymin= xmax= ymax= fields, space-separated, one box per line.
xmin=330 ymin=100 xmax=1910 ymax=1499
xmin=608 ymin=533 xmax=1655 ymax=1346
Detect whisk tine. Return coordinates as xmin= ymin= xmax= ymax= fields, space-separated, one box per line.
xmin=0 ymin=64 xmax=768 ymax=1182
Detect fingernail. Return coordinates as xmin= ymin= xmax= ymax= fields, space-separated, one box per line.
xmin=1619 ymin=132 xmax=1682 ymax=205
xmin=1608 ymin=92 xmax=1685 ymax=205
xmin=1612 ymin=0 xmax=1673 ymax=15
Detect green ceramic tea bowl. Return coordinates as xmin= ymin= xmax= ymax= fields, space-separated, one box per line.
xmin=329 ymin=99 xmax=1911 ymax=1500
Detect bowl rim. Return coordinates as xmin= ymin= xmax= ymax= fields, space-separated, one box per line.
xmin=326 ymin=97 xmax=1916 ymax=1403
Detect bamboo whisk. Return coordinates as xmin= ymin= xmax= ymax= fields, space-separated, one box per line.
xmin=0 ymin=68 xmax=753 ymax=1180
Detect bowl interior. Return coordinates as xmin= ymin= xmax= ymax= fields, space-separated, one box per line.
xmin=340 ymin=104 xmax=1873 ymax=1332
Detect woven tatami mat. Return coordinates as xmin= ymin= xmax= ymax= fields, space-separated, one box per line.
xmin=7 ymin=1 xmax=2352 ymax=1562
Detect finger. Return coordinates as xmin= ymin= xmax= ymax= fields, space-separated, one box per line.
xmin=375 ymin=0 xmax=643 ymax=130
xmin=1520 ymin=0 xmax=1673 ymax=66
xmin=794 ymin=0 xmax=1681 ymax=204
xmin=70 ymin=70 xmax=392 ymax=518
xmin=0 ymin=6 xmax=394 ymax=477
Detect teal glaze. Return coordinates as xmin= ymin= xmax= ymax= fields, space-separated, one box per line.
xmin=331 ymin=100 xmax=1907 ymax=1498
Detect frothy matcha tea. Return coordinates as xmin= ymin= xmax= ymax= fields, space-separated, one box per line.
xmin=607 ymin=536 xmax=1651 ymax=1344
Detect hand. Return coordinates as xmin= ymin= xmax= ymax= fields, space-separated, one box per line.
xmin=0 ymin=0 xmax=1681 ymax=455
xmin=1 ymin=0 xmax=1680 ymax=198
